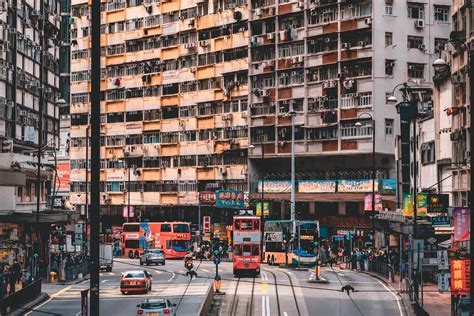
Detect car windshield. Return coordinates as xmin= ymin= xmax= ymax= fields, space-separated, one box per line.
xmin=124 ymin=272 xmax=144 ymax=278
xmin=141 ymin=301 xmax=167 ymax=309
xmin=149 ymin=249 xmax=163 ymax=255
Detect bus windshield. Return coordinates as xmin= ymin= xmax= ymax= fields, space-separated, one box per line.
xmin=173 ymin=224 xmax=189 ymax=233
xmin=123 ymin=224 xmax=140 ymax=232
xmin=125 ymin=240 xmax=139 ymax=249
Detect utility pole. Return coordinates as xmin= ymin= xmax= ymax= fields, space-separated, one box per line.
xmin=85 ymin=126 xmax=89 ymax=255
xmin=90 ymin=0 xmax=101 ymax=310
xmin=289 ymin=111 xmax=296 ymax=237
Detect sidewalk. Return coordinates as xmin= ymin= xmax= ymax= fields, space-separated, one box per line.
xmin=363 ymin=270 xmax=451 ymax=316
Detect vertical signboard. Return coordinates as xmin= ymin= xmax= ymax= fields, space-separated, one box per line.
xmin=450 ymin=259 xmax=471 ymax=295
xmin=203 ymin=216 xmax=211 ymax=233
xmin=453 ymin=208 xmax=470 ymax=242
xmin=363 ymin=193 xmax=383 ymax=211
xmin=55 ymin=162 xmax=70 ymax=192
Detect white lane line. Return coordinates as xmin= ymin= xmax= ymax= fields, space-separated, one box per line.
xmin=338 ymin=273 xmax=345 ymax=276
xmin=167 ymin=273 xmax=176 ymax=282
xmin=75 ymin=311 xmax=81 ymax=316
xmin=101 ymin=279 xmax=108 ymax=284
xmin=262 ymin=296 xmax=266 ymax=316
xmin=24 ymin=285 xmax=73 ymax=315
xmin=261 ymin=271 xmax=268 ymax=281
xmin=265 ymin=295 xmax=270 ymax=316
xmin=154 ymin=270 xmax=162 ymax=274
xmin=283 ymin=312 xmax=288 ymax=316
xmin=374 ymin=278 xmax=404 ymax=316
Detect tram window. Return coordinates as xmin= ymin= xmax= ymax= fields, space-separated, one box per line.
xmin=243 ymin=245 xmax=251 ymax=253
xmin=252 ymin=245 xmax=259 ymax=256
xmin=235 ymin=220 xmax=241 ymax=230
xmin=234 ymin=245 xmax=242 ymax=255
xmin=241 ymin=220 xmax=253 ymax=230
xmin=253 ymin=220 xmax=260 ymax=230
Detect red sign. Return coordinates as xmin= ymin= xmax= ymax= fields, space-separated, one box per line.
xmin=203 ymin=216 xmax=211 ymax=233
xmin=453 ymin=208 xmax=470 ymax=242
xmin=364 ymin=193 xmax=383 ymax=211
xmin=450 ymin=259 xmax=471 ymax=295
xmin=55 ymin=163 xmax=70 ymax=192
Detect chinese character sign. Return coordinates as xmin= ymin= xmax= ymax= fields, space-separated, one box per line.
xmin=450 ymin=259 xmax=470 ymax=295
xmin=338 ymin=179 xmax=379 ymax=193
xmin=453 ymin=208 xmax=470 ymax=242
xmin=216 ymin=190 xmax=245 ymax=209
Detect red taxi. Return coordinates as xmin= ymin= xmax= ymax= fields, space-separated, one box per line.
xmin=120 ymin=270 xmax=152 ymax=295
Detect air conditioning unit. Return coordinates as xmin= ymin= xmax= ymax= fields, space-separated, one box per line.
xmin=226 ymin=3 xmax=236 ymax=10
xmin=219 ymin=167 xmax=227 ymax=176
xmin=267 ymin=33 xmax=274 ymax=40
xmin=221 ymin=113 xmax=233 ymax=120
xmin=268 ymin=7 xmax=275 ymax=15
xmin=418 ymin=44 xmax=426 ymax=50
xmin=358 ymin=41 xmax=366 ymax=46
xmin=415 ymin=19 xmax=425 ymax=28
xmin=190 ymin=66 xmax=196 ymax=73
xmin=241 ymin=112 xmax=248 ymax=119
xmin=342 ymin=43 xmax=351 ymax=49
xmin=297 ymin=1 xmax=304 ymax=8
xmin=324 ymin=38 xmax=331 ymax=43
xmin=184 ymin=42 xmax=196 ymax=49
xmin=255 ymin=8 xmax=262 ymax=16
xmin=199 ymin=40 xmax=209 ymax=47
xmin=365 ymin=18 xmax=372 ymax=25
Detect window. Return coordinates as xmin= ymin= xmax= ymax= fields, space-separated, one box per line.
xmin=385 ymin=1 xmax=393 ymax=15
xmin=408 ymin=63 xmax=424 ymax=79
xmin=407 ymin=4 xmax=424 ymax=19
xmin=385 ymin=119 xmax=394 ymax=135
xmin=421 ymin=141 xmax=435 ymax=164
xmin=385 ymin=32 xmax=393 ymax=46
xmin=161 ymin=224 xmax=172 ymax=232
xmin=385 ymin=60 xmax=394 ymax=76
xmin=407 ymin=36 xmax=424 ymax=49
xmin=434 ymin=38 xmax=448 ymax=54
xmin=434 ymin=6 xmax=449 ymax=22
xmin=173 ymin=224 xmax=189 ymax=233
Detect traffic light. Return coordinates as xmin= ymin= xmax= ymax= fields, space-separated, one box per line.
xmin=1 ymin=139 xmax=12 ymax=153
xmin=59 ymin=234 xmax=66 ymax=251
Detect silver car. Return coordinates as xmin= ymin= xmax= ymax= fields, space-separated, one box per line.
xmin=140 ymin=249 xmax=166 ymax=266
xmin=136 ymin=298 xmax=176 ymax=316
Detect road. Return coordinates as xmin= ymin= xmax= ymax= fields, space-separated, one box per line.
xmin=26 ymin=259 xmax=405 ymax=316
xmin=26 ymin=258 xmax=213 ymax=316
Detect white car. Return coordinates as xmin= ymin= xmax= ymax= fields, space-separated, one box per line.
xmin=136 ymin=298 xmax=177 ymax=315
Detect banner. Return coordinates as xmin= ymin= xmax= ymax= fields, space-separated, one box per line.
xmin=123 ymin=206 xmax=134 ymax=218
xmin=453 ymin=208 xmax=470 ymax=242
xmin=298 ymin=180 xmax=336 ymax=193
xmin=364 ymin=193 xmax=383 ymax=211
xmin=381 ymin=179 xmax=397 ymax=194
xmin=450 ymin=259 xmax=470 ymax=295
xmin=55 ymin=163 xmax=70 ymax=192
xmin=257 ymin=180 xmax=291 ymax=193
xmin=402 ymin=193 xmax=429 ymax=217
xmin=337 ymin=179 xmax=378 ymax=193
xmin=216 ymin=190 xmax=245 ymax=209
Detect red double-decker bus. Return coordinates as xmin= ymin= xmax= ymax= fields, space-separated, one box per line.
xmin=122 ymin=222 xmax=191 ymax=259
xmin=232 ymin=216 xmax=261 ymax=277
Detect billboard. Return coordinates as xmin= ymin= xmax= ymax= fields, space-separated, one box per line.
xmin=364 ymin=193 xmax=383 ymax=211
xmin=257 ymin=180 xmax=291 ymax=193
xmin=216 ymin=190 xmax=245 ymax=209
xmin=256 ymin=202 xmax=270 ymax=216
xmin=55 ymin=163 xmax=70 ymax=192
xmin=380 ymin=179 xmax=397 ymax=194
xmin=450 ymin=259 xmax=471 ymax=295
xmin=298 ymin=180 xmax=336 ymax=193
xmin=337 ymin=179 xmax=378 ymax=193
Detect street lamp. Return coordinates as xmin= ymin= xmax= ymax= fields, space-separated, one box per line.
xmin=355 ymin=112 xmax=376 ymax=241
xmin=432 ymin=58 xmax=449 ymax=74
xmin=249 ymin=143 xmax=265 ymax=262
xmin=285 ymin=110 xmax=297 ymax=238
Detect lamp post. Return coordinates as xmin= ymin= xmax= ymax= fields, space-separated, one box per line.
xmin=85 ymin=125 xmax=90 ymax=255
xmin=249 ymin=143 xmax=265 ymax=262
xmin=123 ymin=149 xmax=131 ymax=222
xmin=355 ymin=112 xmax=376 ymax=242
xmin=432 ymin=37 xmax=473 ymax=313
xmin=287 ymin=110 xmax=297 ymax=238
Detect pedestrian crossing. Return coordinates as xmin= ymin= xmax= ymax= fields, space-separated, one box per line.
xmin=55 ymin=281 xmax=211 ymax=299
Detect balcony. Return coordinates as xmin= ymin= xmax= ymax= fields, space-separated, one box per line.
xmin=340 ymin=123 xmax=372 ymax=139
xmin=340 ymin=92 xmax=372 ymax=109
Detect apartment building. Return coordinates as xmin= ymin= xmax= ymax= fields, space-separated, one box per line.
xmin=0 ymin=0 xmax=65 ymax=263
xmin=247 ymin=0 xmax=451 ymax=235
xmin=69 ymin=0 xmax=249 ymax=226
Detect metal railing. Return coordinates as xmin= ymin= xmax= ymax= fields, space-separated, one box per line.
xmin=368 ymin=260 xmax=394 ymax=279
xmin=63 ymin=261 xmax=89 ymax=282
xmin=0 ymin=279 xmax=42 ymax=316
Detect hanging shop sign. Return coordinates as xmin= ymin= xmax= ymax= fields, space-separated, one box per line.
xmin=199 ymin=192 xmax=216 ymax=205
xmin=216 ymin=190 xmax=245 ymax=209
xmin=402 ymin=193 xmax=445 ymax=217
xmin=203 ymin=216 xmax=211 ymax=233
xmin=437 ymin=272 xmax=450 ymax=293
xmin=377 ymin=209 xmax=405 ymax=222
xmin=437 ymin=250 xmax=449 ymax=270
xmin=337 ymin=179 xmax=379 ymax=193
xmin=453 ymin=208 xmax=470 ymax=242
xmin=298 ymin=180 xmax=336 ymax=193
xmin=55 ymin=163 xmax=70 ymax=192
xmin=256 ymin=202 xmax=270 ymax=217
xmin=450 ymin=259 xmax=471 ymax=295
xmin=363 ymin=193 xmax=383 ymax=211
xmin=258 ymin=180 xmax=291 ymax=193
xmin=431 ymin=216 xmax=451 ymax=227
xmin=380 ymin=179 xmax=397 ymax=194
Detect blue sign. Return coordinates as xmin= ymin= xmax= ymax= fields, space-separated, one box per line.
xmin=213 ymin=257 xmax=221 ymax=265
xmin=381 ymin=179 xmax=397 ymax=194
xmin=216 ymin=190 xmax=245 ymax=209
xmin=431 ymin=216 xmax=451 ymax=226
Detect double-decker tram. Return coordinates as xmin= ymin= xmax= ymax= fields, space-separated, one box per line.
xmin=232 ymin=216 xmax=261 ymax=277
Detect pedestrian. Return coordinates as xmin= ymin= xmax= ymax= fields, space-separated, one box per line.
xmin=0 ymin=266 xmax=5 ymax=299
xmin=351 ymin=251 xmax=357 ymax=270
xmin=355 ymin=249 xmax=361 ymax=271
xmin=12 ymin=259 xmax=22 ymax=284
xmin=6 ymin=266 xmax=16 ymax=294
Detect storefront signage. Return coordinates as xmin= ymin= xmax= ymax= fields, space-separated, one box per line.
xmin=199 ymin=192 xmax=216 ymax=205
xmin=55 ymin=163 xmax=70 ymax=192
xmin=256 ymin=202 xmax=270 ymax=216
xmin=437 ymin=272 xmax=450 ymax=293
xmin=216 ymin=190 xmax=244 ymax=209
xmin=364 ymin=193 xmax=383 ymax=211
xmin=453 ymin=208 xmax=470 ymax=242
xmin=203 ymin=216 xmax=211 ymax=233
xmin=162 ymin=70 xmax=179 ymax=83
xmin=300 ymin=235 xmax=314 ymax=241
xmin=450 ymin=259 xmax=471 ymax=295
xmin=437 ymin=250 xmax=449 ymax=270
xmin=431 ymin=216 xmax=451 ymax=227
xmin=258 ymin=180 xmax=291 ymax=193
xmin=337 ymin=179 xmax=378 ymax=193
xmin=380 ymin=179 xmax=397 ymax=194
xmin=378 ymin=210 xmax=405 ymax=222
xmin=298 ymin=180 xmax=336 ymax=193
xmin=265 ymin=232 xmax=283 ymax=242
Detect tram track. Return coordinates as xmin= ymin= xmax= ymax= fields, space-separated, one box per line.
xmin=228 ymin=277 xmax=256 ymax=316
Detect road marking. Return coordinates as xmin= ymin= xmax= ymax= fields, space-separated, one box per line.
xmin=24 ymin=285 xmax=73 ymax=315
xmin=75 ymin=311 xmax=81 ymax=316
xmin=374 ymin=278 xmax=404 ymax=316
xmin=101 ymin=280 xmax=108 ymax=284
xmin=202 ymin=269 xmax=209 ymax=272
xmin=167 ymin=273 xmax=176 ymax=282
xmin=266 ymin=296 xmax=270 ymax=316
xmin=283 ymin=312 xmax=288 ymax=316
xmin=154 ymin=270 xmax=162 ymax=274
xmin=338 ymin=273 xmax=345 ymax=276
xmin=261 ymin=283 xmax=268 ymax=294
xmin=261 ymin=296 xmax=270 ymax=316
xmin=108 ymin=272 xmax=114 ymax=276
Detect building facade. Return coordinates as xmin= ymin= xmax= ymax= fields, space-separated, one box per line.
xmin=248 ymin=0 xmax=451 ymax=237
xmin=0 ymin=0 xmax=65 ymax=265
xmin=69 ymin=0 xmax=249 ymax=227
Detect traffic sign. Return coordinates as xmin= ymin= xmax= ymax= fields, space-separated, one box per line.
xmin=75 ymin=224 xmax=83 ymax=234
xmin=213 ymin=257 xmax=221 ymax=265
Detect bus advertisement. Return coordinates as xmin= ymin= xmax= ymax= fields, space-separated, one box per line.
xmin=122 ymin=222 xmax=191 ymax=259
xmin=232 ymin=216 xmax=261 ymax=277
xmin=263 ymin=220 xmax=319 ymax=266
